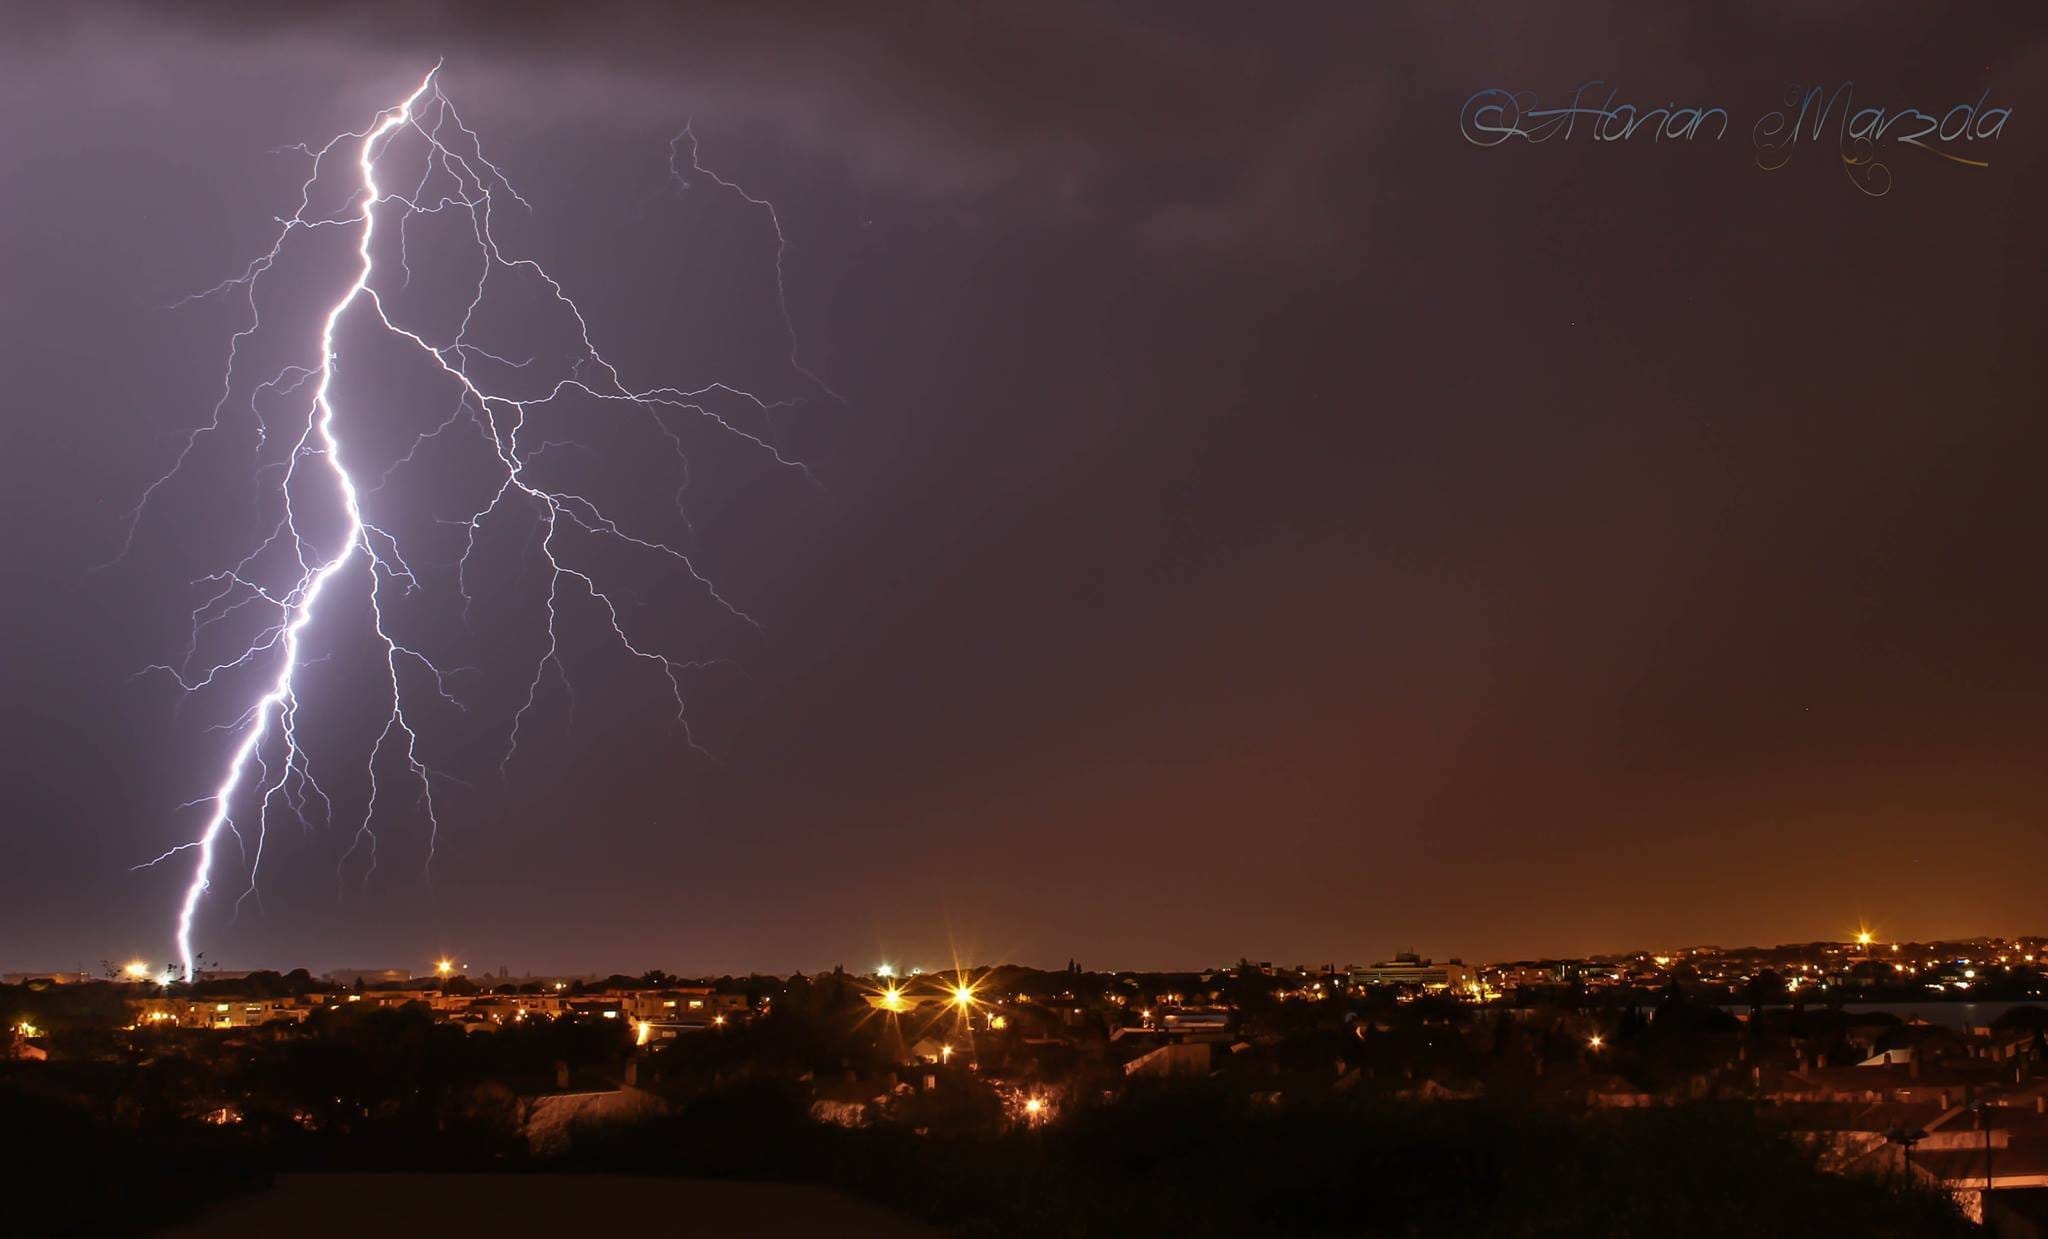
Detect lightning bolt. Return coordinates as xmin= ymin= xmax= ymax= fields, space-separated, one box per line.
xmin=123 ymin=64 xmax=821 ymax=980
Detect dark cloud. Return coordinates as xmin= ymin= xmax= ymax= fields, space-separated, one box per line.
xmin=12 ymin=1 xmax=1389 ymax=265
xmin=2 ymin=3 xmax=2047 ymax=974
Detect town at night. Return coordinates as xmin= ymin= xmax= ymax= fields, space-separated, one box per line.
xmin=10 ymin=933 xmax=2048 ymax=1233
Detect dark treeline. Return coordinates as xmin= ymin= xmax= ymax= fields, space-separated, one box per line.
xmin=563 ymin=1086 xmax=1976 ymax=1238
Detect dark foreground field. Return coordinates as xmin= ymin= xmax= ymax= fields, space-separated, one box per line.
xmin=160 ymin=1173 xmax=940 ymax=1236
xmin=4 ymin=1082 xmax=1975 ymax=1238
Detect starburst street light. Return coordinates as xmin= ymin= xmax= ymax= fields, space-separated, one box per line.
xmin=435 ymin=958 xmax=456 ymax=977
xmin=946 ymin=973 xmax=986 ymax=1014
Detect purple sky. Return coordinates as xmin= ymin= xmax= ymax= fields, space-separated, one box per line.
xmin=3 ymin=2 xmax=2047 ymax=976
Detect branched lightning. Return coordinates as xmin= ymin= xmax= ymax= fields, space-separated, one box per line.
xmin=122 ymin=65 xmax=824 ymax=979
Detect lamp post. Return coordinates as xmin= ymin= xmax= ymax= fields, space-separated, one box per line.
xmin=1886 ymin=1125 xmax=1927 ymax=1181
xmin=1971 ymin=1102 xmax=1992 ymax=1190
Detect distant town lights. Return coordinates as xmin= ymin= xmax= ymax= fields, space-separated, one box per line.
xmin=123 ymin=961 xmax=151 ymax=980
xmin=876 ymin=964 xmax=895 ymax=979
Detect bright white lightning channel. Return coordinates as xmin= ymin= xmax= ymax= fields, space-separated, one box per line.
xmin=127 ymin=65 xmax=817 ymax=980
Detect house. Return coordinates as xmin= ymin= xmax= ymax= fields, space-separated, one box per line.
xmin=1123 ymin=1042 xmax=1212 ymax=1079
xmin=519 ymin=1063 xmax=666 ymax=1154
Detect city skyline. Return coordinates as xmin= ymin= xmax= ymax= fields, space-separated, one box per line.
xmin=15 ymin=924 xmax=2048 ymax=984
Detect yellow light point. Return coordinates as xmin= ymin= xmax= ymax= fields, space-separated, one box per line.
xmin=123 ymin=961 xmax=152 ymax=980
xmin=1024 ymin=1097 xmax=1045 ymax=1118
xmin=713 ymin=1015 xmax=726 ymax=1027
xmin=15 ymin=1021 xmax=40 ymax=1038
xmin=1856 ymin=931 xmax=1874 ymax=948
xmin=876 ymin=964 xmax=895 ymax=980
xmin=940 ymin=1045 xmax=954 ymax=1063
xmin=882 ymin=987 xmax=906 ymax=1013
xmin=635 ymin=1020 xmax=652 ymax=1047
xmin=1588 ymin=1034 xmax=1604 ymax=1051
xmin=435 ymin=958 xmax=454 ymax=976
xmin=951 ymin=984 xmax=976 ymax=1009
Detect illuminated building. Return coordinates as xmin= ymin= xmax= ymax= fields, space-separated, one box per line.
xmin=1346 ymin=954 xmax=1472 ymax=991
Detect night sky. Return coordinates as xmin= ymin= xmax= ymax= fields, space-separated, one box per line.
xmin=4 ymin=3 xmax=2046 ymax=976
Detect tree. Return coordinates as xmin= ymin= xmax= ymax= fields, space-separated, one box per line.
xmin=1743 ymin=970 xmax=1788 ymax=1014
